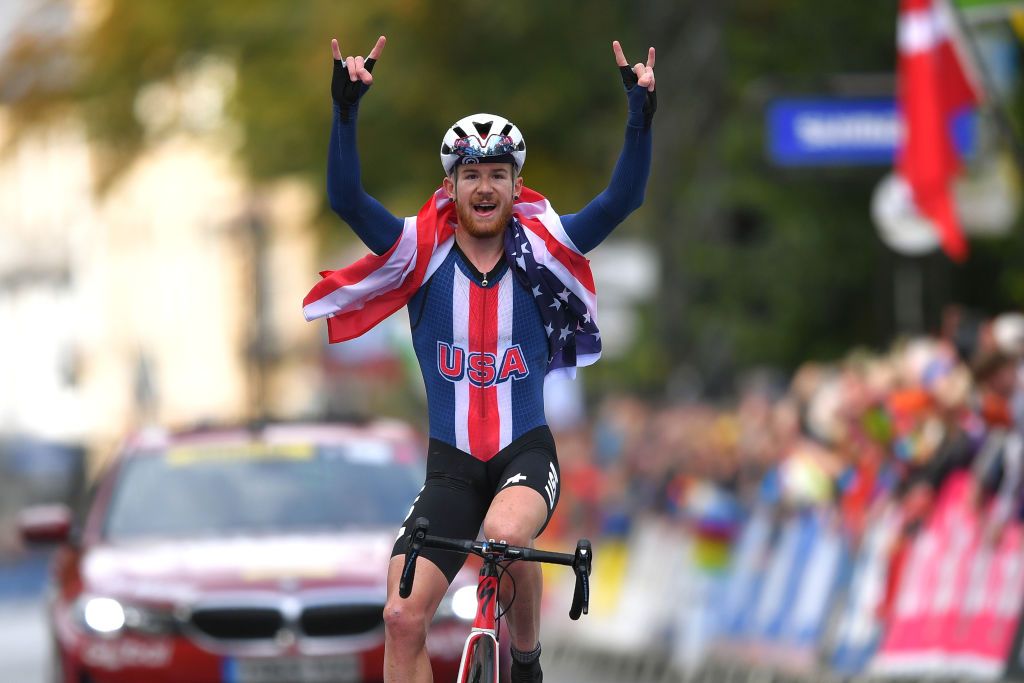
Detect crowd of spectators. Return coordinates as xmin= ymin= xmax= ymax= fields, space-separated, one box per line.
xmin=548 ymin=308 xmax=1024 ymax=562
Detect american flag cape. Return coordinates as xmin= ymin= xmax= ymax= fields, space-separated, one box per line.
xmin=302 ymin=186 xmax=602 ymax=379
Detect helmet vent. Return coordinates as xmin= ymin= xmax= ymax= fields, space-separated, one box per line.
xmin=472 ymin=121 xmax=493 ymax=139
xmin=441 ymin=114 xmax=525 ymax=175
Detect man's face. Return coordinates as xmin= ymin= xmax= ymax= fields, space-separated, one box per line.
xmin=445 ymin=163 xmax=523 ymax=239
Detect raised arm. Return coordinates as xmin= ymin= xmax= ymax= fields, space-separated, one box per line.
xmin=327 ymin=36 xmax=403 ymax=255
xmin=560 ymin=41 xmax=656 ymax=254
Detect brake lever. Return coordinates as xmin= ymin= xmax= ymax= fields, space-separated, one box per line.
xmin=399 ymin=517 xmax=430 ymax=599
xmin=569 ymin=539 xmax=592 ymax=620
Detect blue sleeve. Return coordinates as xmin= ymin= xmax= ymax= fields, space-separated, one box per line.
xmin=560 ymin=85 xmax=653 ymax=254
xmin=327 ymin=104 xmax=404 ymax=255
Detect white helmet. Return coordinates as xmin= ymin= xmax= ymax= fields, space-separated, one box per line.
xmin=440 ymin=113 xmax=526 ymax=176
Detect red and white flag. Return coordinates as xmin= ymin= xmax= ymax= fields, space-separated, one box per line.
xmin=896 ymin=0 xmax=982 ymax=262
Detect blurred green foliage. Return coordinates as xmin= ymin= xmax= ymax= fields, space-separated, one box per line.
xmin=67 ymin=0 xmax=634 ymax=215
xmin=4 ymin=0 xmax=1023 ymax=396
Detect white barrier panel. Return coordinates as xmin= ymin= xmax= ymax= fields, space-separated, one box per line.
xmin=830 ymin=502 xmax=902 ymax=675
xmin=546 ymin=517 xmax=692 ymax=656
xmin=718 ymin=506 xmax=774 ymax=641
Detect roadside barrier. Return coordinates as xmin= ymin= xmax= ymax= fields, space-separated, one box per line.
xmin=871 ymin=472 xmax=1024 ymax=680
xmin=546 ymin=472 xmax=1024 ymax=682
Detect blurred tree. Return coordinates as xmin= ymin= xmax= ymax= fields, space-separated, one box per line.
xmin=585 ymin=0 xmax=1024 ymax=398
xmin=2 ymin=0 xmax=633 ymax=214
xmin=713 ymin=0 xmax=1024 ymax=375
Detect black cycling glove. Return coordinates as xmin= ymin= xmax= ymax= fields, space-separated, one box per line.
xmin=619 ymin=65 xmax=657 ymax=129
xmin=332 ymin=57 xmax=376 ymax=123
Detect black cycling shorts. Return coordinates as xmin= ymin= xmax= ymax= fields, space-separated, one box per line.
xmin=391 ymin=425 xmax=560 ymax=584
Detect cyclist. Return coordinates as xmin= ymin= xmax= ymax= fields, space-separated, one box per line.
xmin=305 ymin=34 xmax=655 ymax=683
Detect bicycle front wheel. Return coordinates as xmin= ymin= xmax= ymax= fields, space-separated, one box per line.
xmin=463 ymin=635 xmax=497 ymax=683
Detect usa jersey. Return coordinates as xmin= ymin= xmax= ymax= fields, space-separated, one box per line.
xmin=408 ymin=248 xmax=548 ymax=462
xmin=312 ymin=96 xmax=653 ymax=465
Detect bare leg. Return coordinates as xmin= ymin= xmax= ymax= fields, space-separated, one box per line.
xmin=382 ymin=554 xmax=450 ymax=683
xmin=482 ymin=486 xmax=549 ymax=651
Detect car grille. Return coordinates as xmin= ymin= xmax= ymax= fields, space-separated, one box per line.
xmin=191 ymin=607 xmax=284 ymax=640
xmin=188 ymin=603 xmax=384 ymax=642
xmin=301 ymin=604 xmax=384 ymax=637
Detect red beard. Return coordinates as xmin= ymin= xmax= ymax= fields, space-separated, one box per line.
xmin=455 ymin=197 xmax=515 ymax=239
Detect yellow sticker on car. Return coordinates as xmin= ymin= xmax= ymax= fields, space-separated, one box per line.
xmin=166 ymin=443 xmax=315 ymax=466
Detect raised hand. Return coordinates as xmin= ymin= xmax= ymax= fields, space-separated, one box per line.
xmin=612 ymin=40 xmax=657 ymax=127
xmin=332 ymin=35 xmax=386 ymax=85
xmin=331 ymin=35 xmax=386 ymax=120
xmin=612 ymin=40 xmax=656 ymax=92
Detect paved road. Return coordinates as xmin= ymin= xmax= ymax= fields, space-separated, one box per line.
xmin=0 ymin=598 xmax=49 ymax=683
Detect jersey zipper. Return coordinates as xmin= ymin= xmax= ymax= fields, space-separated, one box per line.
xmin=478 ymin=279 xmax=489 ymax=421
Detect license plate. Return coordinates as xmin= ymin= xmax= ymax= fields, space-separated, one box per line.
xmin=225 ymin=655 xmax=360 ymax=683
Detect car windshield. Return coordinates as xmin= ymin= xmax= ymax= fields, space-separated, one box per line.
xmin=103 ymin=440 xmax=422 ymax=540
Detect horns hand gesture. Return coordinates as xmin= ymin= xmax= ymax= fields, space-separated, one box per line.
xmin=613 ymin=40 xmax=655 ymax=92
xmin=331 ymin=35 xmax=387 ymax=121
xmin=612 ymin=40 xmax=657 ymax=127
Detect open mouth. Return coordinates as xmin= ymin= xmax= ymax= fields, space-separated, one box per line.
xmin=473 ymin=203 xmax=497 ymax=219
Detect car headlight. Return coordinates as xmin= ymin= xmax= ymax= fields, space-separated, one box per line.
xmin=433 ymin=584 xmax=478 ymax=623
xmin=450 ymin=585 xmax=478 ymax=621
xmin=80 ymin=597 xmax=125 ymax=635
xmin=75 ymin=596 xmax=178 ymax=637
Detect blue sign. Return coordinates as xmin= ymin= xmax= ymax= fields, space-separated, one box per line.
xmin=767 ymin=97 xmax=976 ymax=167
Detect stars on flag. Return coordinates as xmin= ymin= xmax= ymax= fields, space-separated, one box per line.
xmin=506 ymin=218 xmax=602 ymax=373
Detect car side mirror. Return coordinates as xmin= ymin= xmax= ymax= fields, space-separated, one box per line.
xmin=18 ymin=504 xmax=73 ymax=545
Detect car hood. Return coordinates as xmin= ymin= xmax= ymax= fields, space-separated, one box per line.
xmin=82 ymin=531 xmax=396 ymax=604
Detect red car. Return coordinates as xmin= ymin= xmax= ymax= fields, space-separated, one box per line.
xmin=19 ymin=421 xmax=480 ymax=683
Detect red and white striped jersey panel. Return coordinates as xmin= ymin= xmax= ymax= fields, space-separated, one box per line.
xmin=452 ymin=267 xmax=515 ymax=461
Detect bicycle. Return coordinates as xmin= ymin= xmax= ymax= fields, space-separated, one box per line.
xmin=398 ymin=516 xmax=593 ymax=683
